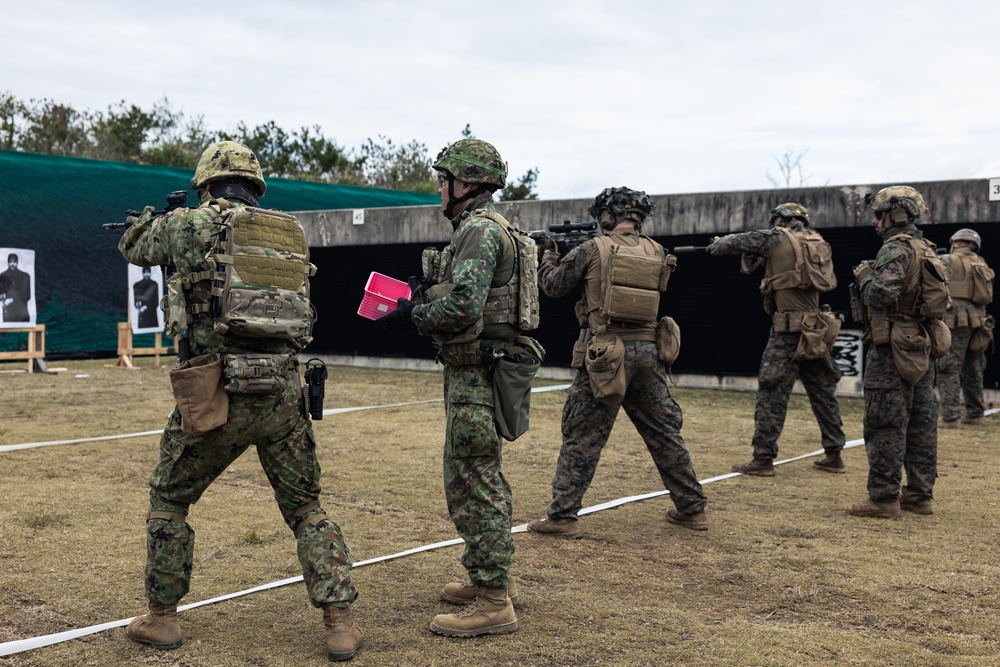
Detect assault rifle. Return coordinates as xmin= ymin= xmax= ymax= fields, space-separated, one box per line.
xmin=103 ymin=190 xmax=189 ymax=230
xmin=529 ymin=221 xmax=600 ymax=254
xmin=671 ymin=246 xmax=710 ymax=254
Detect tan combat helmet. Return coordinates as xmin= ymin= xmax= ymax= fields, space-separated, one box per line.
xmin=865 ymin=185 xmax=928 ymax=226
xmin=769 ymin=202 xmax=810 ymax=228
xmin=191 ymin=141 xmax=266 ymax=196
xmin=950 ymin=228 xmax=981 ymax=252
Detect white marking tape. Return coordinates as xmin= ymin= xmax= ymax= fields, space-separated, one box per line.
xmin=0 ymin=402 xmax=992 ymax=656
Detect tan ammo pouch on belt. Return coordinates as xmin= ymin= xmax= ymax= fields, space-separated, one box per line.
xmin=169 ymin=353 xmax=228 ymax=435
xmin=794 ymin=312 xmax=830 ymax=361
xmin=222 ymin=354 xmax=291 ymax=393
xmin=970 ymin=314 xmax=995 ymax=353
xmin=890 ymin=319 xmax=931 ymax=385
xmin=586 ymin=333 xmax=626 ymax=406
xmin=655 ymin=316 xmax=681 ymax=365
xmin=773 ymin=310 xmax=806 ymax=333
xmin=926 ymin=319 xmax=952 ymax=358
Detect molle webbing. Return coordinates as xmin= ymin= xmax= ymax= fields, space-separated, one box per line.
xmin=771 ymin=309 xmax=817 ymax=333
xmin=483 ymin=283 xmax=518 ymax=325
xmin=949 ymin=279 xmax=972 ymax=301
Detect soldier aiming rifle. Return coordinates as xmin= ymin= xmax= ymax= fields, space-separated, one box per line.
xmin=529 ymin=220 xmax=600 ymax=255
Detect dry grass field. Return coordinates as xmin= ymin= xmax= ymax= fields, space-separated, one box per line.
xmin=1 ymin=358 xmax=998 ymax=666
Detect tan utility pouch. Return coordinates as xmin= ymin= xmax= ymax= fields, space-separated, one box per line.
xmin=585 ymin=333 xmax=626 ymax=406
xmin=794 ymin=312 xmax=830 ymax=361
xmin=820 ymin=307 xmax=842 ymax=349
xmin=926 ymin=319 xmax=952 ymax=359
xmin=169 ymin=353 xmax=228 ymax=435
xmin=655 ymin=316 xmax=681 ymax=365
xmin=571 ymin=329 xmax=589 ymax=369
xmin=890 ymin=320 xmax=931 ymax=385
xmin=969 ymin=314 xmax=995 ymax=353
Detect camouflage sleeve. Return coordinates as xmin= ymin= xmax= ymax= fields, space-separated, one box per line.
xmin=862 ymin=241 xmax=910 ymax=308
xmin=538 ymin=241 xmax=594 ymax=298
xmin=119 ymin=207 xmax=214 ymax=274
xmin=708 ymin=229 xmax=783 ymax=257
xmin=412 ymin=217 xmax=501 ymax=334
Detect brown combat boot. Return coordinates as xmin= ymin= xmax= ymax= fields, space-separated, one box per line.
xmin=323 ymin=605 xmax=363 ymax=662
xmin=961 ymin=416 xmax=984 ymax=427
xmin=813 ymin=451 xmax=846 ymax=474
xmin=526 ymin=516 xmax=581 ymax=538
xmin=665 ymin=509 xmax=708 ymax=531
xmin=940 ymin=419 xmax=962 ymax=430
xmin=442 ymin=576 xmax=520 ymax=606
xmin=731 ymin=457 xmax=775 ymax=477
xmin=899 ymin=490 xmax=933 ymax=515
xmin=846 ymin=497 xmax=901 ymax=519
xmin=126 ymin=601 xmax=182 ymax=650
xmin=430 ymin=586 xmax=518 ymax=637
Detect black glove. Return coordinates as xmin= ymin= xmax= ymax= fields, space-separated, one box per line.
xmin=378 ymin=297 xmax=416 ymax=332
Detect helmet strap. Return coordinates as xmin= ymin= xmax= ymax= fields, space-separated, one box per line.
xmin=443 ymin=179 xmax=490 ymax=219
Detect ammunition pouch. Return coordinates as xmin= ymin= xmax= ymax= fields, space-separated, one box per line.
xmin=926 ymin=319 xmax=952 ymax=359
xmin=655 ymin=316 xmax=681 ymax=365
xmin=849 ymin=282 xmax=867 ymax=325
xmin=586 ymin=333 xmax=626 ymax=406
xmin=571 ymin=329 xmax=590 ymax=369
xmin=488 ymin=336 xmax=546 ymax=442
xmin=794 ymin=312 xmax=831 ymax=361
xmin=169 ymin=352 xmax=228 ymax=435
xmin=890 ymin=319 xmax=931 ymax=385
xmin=969 ymin=314 xmax=995 ymax=354
xmin=222 ymin=353 xmax=294 ymax=393
xmin=772 ymin=310 xmax=806 ymax=333
xmin=868 ymin=310 xmax=891 ymax=346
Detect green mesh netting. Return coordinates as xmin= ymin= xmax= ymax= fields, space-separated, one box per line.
xmin=0 ymin=150 xmax=437 ymax=355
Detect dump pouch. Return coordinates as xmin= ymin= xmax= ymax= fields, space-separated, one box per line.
xmin=491 ymin=336 xmax=546 ymax=442
xmin=890 ymin=320 xmax=931 ymax=385
xmin=169 ymin=353 xmax=228 ymax=435
xmin=585 ymin=333 xmax=626 ymax=406
xmin=969 ymin=314 xmax=995 ymax=353
xmin=794 ymin=312 xmax=830 ymax=361
xmin=926 ymin=319 xmax=952 ymax=359
xmin=655 ymin=316 xmax=681 ymax=365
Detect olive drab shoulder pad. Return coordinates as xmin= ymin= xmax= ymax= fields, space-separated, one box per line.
xmin=205 ymin=206 xmax=317 ymax=348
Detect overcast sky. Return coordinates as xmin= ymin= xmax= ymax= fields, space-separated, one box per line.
xmin=3 ymin=0 xmax=999 ymax=200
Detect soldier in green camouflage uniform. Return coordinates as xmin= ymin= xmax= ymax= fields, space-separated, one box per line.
xmin=938 ymin=229 xmax=993 ymax=428
xmin=847 ymin=186 xmax=940 ymax=519
xmin=378 ymin=139 xmax=530 ymax=637
xmin=707 ymin=204 xmax=846 ymax=476
xmin=120 ymin=141 xmax=362 ymax=662
xmin=526 ymin=187 xmax=708 ymax=538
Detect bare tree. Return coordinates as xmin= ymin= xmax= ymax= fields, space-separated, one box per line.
xmin=766 ymin=148 xmax=812 ymax=188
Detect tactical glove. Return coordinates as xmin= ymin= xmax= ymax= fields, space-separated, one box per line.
xmin=378 ymin=297 xmax=416 ymax=332
xmin=852 ymin=261 xmax=875 ymax=290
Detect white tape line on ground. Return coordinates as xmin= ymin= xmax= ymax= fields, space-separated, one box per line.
xmin=0 ymin=384 xmax=573 ymax=453
xmin=0 ymin=401 xmax=990 ymax=656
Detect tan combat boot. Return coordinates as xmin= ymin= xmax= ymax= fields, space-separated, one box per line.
xmin=846 ymin=497 xmax=901 ymax=519
xmin=899 ymin=490 xmax=933 ymax=515
xmin=126 ymin=601 xmax=182 ymax=649
xmin=813 ymin=451 xmax=846 ymax=474
xmin=731 ymin=458 xmax=775 ymax=477
xmin=323 ymin=605 xmax=363 ymax=662
xmin=429 ymin=586 xmax=518 ymax=637
xmin=442 ymin=576 xmax=520 ymax=606
xmin=526 ymin=516 xmax=580 ymax=538
xmin=665 ymin=509 xmax=709 ymax=531
xmin=961 ymin=416 xmax=984 ymax=427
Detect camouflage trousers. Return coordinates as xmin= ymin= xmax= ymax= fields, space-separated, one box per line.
xmin=442 ymin=363 xmax=512 ymax=590
xmin=863 ymin=343 xmax=938 ymax=501
xmin=144 ymin=371 xmax=357 ymax=608
xmin=547 ymin=341 xmax=706 ymax=519
xmin=751 ymin=330 xmax=845 ymax=459
xmin=937 ymin=327 xmax=987 ymax=422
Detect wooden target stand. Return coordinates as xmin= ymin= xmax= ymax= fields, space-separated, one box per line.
xmin=0 ymin=324 xmax=50 ymax=373
xmin=114 ymin=315 xmax=177 ymax=369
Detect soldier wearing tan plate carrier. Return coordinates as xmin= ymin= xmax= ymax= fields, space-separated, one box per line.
xmin=937 ymin=228 xmax=995 ymax=429
xmin=525 ymin=186 xmax=708 ymax=538
xmin=707 ymin=203 xmax=846 ymax=477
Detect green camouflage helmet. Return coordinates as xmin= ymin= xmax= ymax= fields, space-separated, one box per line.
xmin=865 ymin=185 xmax=928 ymax=223
xmin=433 ymin=139 xmax=507 ymax=188
xmin=587 ymin=186 xmax=655 ymax=222
xmin=191 ymin=141 xmax=267 ymax=195
xmin=769 ymin=202 xmax=810 ymax=227
xmin=950 ymin=228 xmax=982 ymax=251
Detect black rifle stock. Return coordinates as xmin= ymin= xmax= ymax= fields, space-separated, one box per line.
xmin=103 ymin=190 xmax=189 ymax=230
xmin=529 ymin=220 xmax=600 ymax=254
